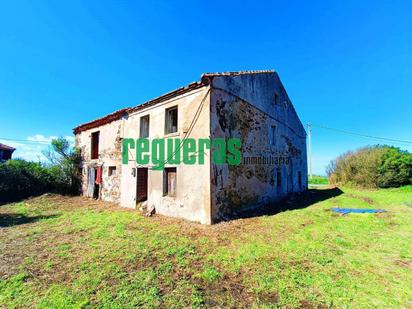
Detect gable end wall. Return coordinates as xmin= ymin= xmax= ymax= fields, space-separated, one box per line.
xmin=210 ymin=73 xmax=307 ymax=222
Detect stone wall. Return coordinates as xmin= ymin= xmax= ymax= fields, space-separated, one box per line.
xmin=75 ymin=120 xmax=122 ymax=203
xmin=210 ymin=72 xmax=307 ymax=222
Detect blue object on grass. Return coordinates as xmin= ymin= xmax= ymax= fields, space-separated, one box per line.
xmin=331 ymin=208 xmax=386 ymax=214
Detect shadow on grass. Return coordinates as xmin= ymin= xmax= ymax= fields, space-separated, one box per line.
xmin=233 ymin=187 xmax=344 ymax=220
xmin=0 ymin=194 xmax=45 ymax=206
xmin=0 ymin=192 xmax=81 ymax=207
xmin=0 ymin=213 xmax=59 ymax=228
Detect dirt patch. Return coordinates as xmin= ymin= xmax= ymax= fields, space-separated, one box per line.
xmin=394 ymin=259 xmax=412 ymax=269
xmin=346 ymin=193 xmax=375 ymax=205
xmin=300 ymin=299 xmax=329 ymax=309
xmin=301 ymin=220 xmax=314 ymax=227
xmin=200 ymin=274 xmax=258 ymax=308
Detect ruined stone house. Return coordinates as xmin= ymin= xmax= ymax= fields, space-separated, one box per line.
xmin=73 ymin=70 xmax=307 ymax=224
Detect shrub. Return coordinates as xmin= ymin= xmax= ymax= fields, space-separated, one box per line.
xmin=0 ymin=160 xmax=54 ymax=202
xmin=0 ymin=137 xmax=81 ymax=202
xmin=327 ymin=145 xmax=412 ymax=188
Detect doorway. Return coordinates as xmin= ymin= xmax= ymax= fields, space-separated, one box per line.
xmin=136 ymin=168 xmax=148 ymax=202
xmin=93 ymin=166 xmax=102 ymax=199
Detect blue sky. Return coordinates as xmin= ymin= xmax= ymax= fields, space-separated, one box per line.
xmin=1 ymin=1 xmax=411 ymax=174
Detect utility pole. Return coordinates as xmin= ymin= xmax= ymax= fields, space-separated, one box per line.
xmin=307 ymin=123 xmax=312 ymax=180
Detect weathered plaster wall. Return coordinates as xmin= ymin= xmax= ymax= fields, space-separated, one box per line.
xmin=120 ymin=86 xmax=212 ymax=224
xmin=210 ymin=73 xmax=307 ymax=222
xmin=75 ymin=120 xmax=122 ymax=203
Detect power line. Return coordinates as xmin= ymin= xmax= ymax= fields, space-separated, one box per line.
xmin=310 ymin=124 xmax=412 ymax=145
xmin=2 ymin=121 xmax=410 ymax=150
xmin=0 ymin=137 xmax=51 ymax=145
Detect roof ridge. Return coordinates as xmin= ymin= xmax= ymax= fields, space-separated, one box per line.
xmin=127 ymin=81 xmax=205 ymax=114
xmin=201 ymin=70 xmax=275 ymax=78
xmin=73 ymin=108 xmax=129 ymax=134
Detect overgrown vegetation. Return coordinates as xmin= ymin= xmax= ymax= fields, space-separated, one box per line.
xmin=327 ymin=145 xmax=412 ymax=188
xmin=1 ymin=187 xmax=411 ymax=307
xmin=0 ymin=137 xmax=80 ymax=203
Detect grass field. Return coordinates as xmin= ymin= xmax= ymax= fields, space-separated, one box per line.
xmin=1 ymin=186 xmax=411 ymax=308
xmin=308 ymin=175 xmax=329 ymax=185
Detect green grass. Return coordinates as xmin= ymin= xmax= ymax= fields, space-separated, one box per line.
xmin=1 ymin=187 xmax=411 ymax=308
xmin=308 ymin=175 xmax=329 ymax=185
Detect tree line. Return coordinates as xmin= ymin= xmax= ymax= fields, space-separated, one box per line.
xmin=327 ymin=145 xmax=412 ymax=188
xmin=0 ymin=137 xmax=81 ymax=202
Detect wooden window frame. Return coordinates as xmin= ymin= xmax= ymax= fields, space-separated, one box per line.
xmin=163 ymin=167 xmax=177 ymax=197
xmin=140 ymin=115 xmax=150 ymax=138
xmin=91 ymin=131 xmax=100 ymax=160
xmin=165 ymin=106 xmax=178 ymax=134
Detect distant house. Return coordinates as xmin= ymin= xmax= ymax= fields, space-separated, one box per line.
xmin=74 ymin=70 xmax=307 ymax=224
xmin=0 ymin=143 xmax=16 ymax=162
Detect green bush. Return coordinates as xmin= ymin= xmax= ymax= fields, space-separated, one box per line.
xmin=0 ymin=160 xmax=54 ymax=202
xmin=378 ymin=147 xmax=412 ymax=187
xmin=0 ymin=137 xmax=81 ymax=202
xmin=327 ymin=145 xmax=412 ymax=188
